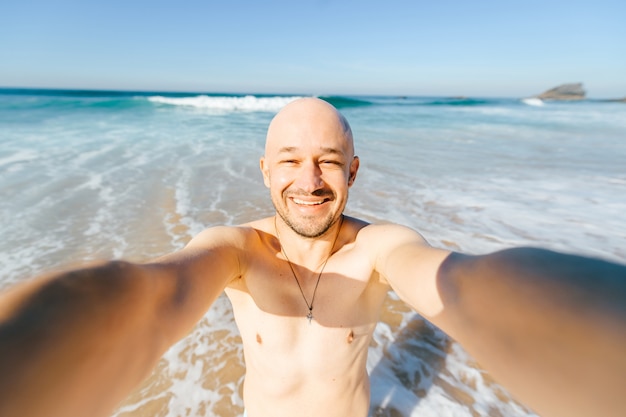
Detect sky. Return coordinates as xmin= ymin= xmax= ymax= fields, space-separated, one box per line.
xmin=0 ymin=0 xmax=624 ymax=98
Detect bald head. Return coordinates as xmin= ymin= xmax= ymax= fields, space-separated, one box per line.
xmin=265 ymin=98 xmax=354 ymax=157
xmin=260 ymin=97 xmax=359 ymax=237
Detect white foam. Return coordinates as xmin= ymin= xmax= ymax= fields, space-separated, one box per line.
xmin=162 ymin=165 xmax=210 ymax=247
xmin=521 ymin=98 xmax=545 ymax=106
xmin=147 ymin=95 xmax=305 ymax=112
xmin=0 ymin=149 xmax=39 ymax=167
xmin=111 ymin=295 xmax=244 ymax=417
xmin=368 ymin=312 xmax=537 ymax=416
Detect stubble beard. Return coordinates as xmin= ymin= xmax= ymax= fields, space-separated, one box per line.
xmin=272 ymin=193 xmax=343 ymax=239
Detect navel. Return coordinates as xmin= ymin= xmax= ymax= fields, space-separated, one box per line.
xmin=256 ymin=333 xmax=263 ymax=344
xmin=346 ymin=330 xmax=354 ymax=344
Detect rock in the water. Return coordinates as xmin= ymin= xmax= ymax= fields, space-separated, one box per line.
xmin=535 ymin=83 xmax=586 ymax=100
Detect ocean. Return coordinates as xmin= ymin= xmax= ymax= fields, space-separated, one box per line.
xmin=1 ymin=88 xmax=625 ymax=417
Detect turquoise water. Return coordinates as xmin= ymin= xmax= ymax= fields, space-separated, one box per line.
xmin=1 ymin=88 xmax=625 ymax=417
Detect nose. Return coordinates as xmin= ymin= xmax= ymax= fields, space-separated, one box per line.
xmin=294 ymin=161 xmax=324 ymax=193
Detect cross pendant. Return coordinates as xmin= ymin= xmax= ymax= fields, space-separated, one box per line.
xmin=307 ymin=310 xmax=313 ymax=324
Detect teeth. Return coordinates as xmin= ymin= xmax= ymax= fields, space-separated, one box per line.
xmin=293 ymin=198 xmax=324 ymax=206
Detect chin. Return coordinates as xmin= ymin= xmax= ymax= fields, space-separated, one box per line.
xmin=285 ymin=212 xmax=342 ymax=238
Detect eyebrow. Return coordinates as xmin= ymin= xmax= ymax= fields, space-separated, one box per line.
xmin=277 ymin=146 xmax=297 ymax=154
xmin=277 ymin=146 xmax=343 ymax=155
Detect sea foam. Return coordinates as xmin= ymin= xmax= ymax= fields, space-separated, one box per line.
xmin=521 ymin=98 xmax=545 ymax=106
xmin=147 ymin=95 xmax=304 ymax=112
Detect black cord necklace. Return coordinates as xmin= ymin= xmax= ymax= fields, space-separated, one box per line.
xmin=275 ymin=215 xmax=344 ymax=324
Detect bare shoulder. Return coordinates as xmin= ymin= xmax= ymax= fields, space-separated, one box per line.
xmin=150 ymin=222 xmax=266 ymax=275
xmin=176 ymin=215 xmax=287 ymax=251
xmin=357 ymin=221 xmax=428 ymax=242
xmin=185 ymin=223 xmax=256 ymax=250
xmin=354 ymin=221 xmax=433 ymax=260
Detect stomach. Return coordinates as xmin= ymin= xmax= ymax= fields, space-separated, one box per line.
xmin=242 ymin=360 xmax=371 ymax=417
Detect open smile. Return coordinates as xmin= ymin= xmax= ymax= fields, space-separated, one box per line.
xmin=291 ymin=197 xmax=331 ymax=206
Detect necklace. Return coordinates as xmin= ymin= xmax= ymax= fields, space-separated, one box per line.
xmin=274 ymin=215 xmax=344 ymax=324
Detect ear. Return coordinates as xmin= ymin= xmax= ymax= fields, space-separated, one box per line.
xmin=260 ymin=157 xmax=270 ymax=188
xmin=348 ymin=156 xmax=360 ymax=187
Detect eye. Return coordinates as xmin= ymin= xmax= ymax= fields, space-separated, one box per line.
xmin=279 ymin=159 xmax=298 ymax=166
xmin=321 ymin=160 xmax=343 ymax=167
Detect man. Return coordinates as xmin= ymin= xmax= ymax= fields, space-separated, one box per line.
xmin=0 ymin=98 xmax=625 ymax=417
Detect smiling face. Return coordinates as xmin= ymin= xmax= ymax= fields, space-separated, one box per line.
xmin=261 ymin=98 xmax=359 ymax=238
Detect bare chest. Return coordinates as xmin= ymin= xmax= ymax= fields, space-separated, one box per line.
xmin=225 ymin=247 xmax=389 ymax=355
xmin=235 ymin=249 xmax=386 ymax=322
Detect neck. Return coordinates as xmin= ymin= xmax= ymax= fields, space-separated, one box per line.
xmin=274 ymin=215 xmax=344 ymax=267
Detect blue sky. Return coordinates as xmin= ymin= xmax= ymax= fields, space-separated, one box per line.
xmin=1 ymin=0 xmax=624 ymax=98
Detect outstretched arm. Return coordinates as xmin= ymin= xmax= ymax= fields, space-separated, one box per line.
xmin=376 ymin=224 xmax=626 ymax=417
xmin=0 ymin=226 xmax=244 ymax=417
